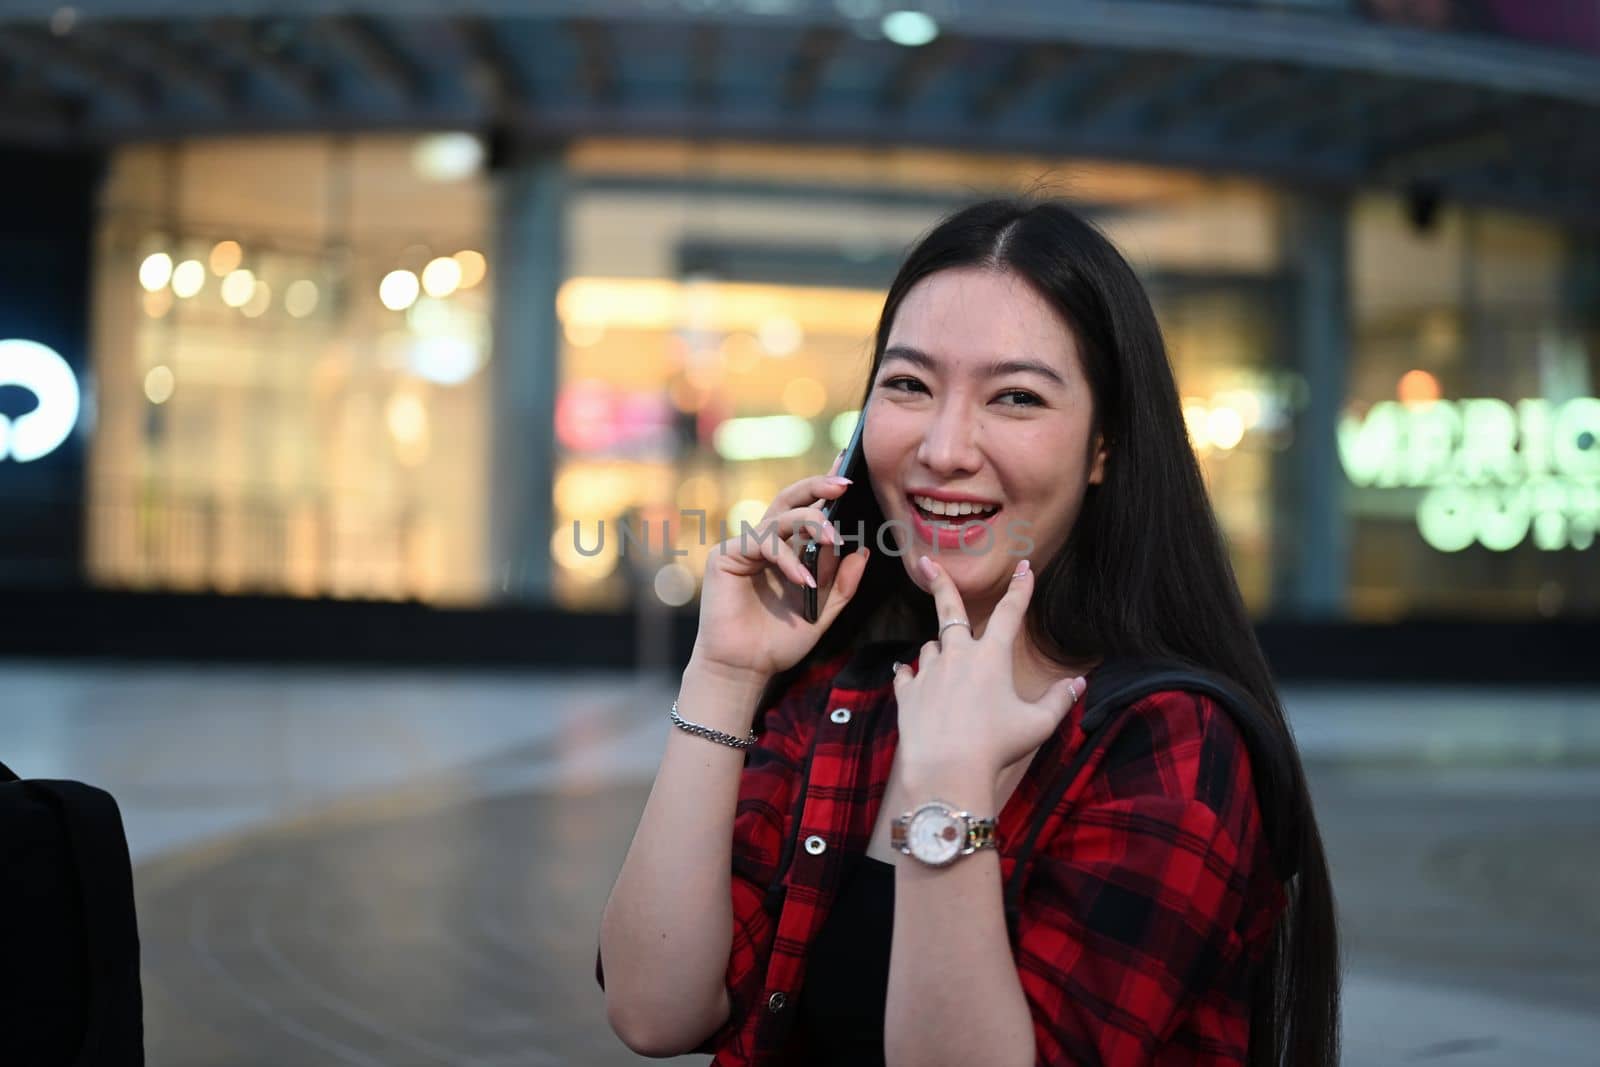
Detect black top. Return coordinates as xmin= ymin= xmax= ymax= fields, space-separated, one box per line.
xmin=793 ymin=854 xmax=895 ymax=1064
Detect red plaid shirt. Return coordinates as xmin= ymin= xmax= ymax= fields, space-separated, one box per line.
xmin=599 ymin=639 xmax=1287 ymax=1065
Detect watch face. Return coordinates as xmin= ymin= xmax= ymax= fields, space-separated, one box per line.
xmin=907 ymin=803 xmax=967 ymax=866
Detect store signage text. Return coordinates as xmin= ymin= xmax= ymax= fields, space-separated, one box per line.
xmin=1338 ymin=397 xmax=1599 ymax=552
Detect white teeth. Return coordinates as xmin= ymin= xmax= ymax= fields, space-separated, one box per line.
xmin=911 ymin=494 xmax=998 ymax=517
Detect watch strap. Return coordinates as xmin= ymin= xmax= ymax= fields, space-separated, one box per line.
xmin=963 ymin=815 xmax=998 ymax=853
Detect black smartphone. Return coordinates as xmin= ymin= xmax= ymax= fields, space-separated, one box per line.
xmin=802 ymin=414 xmax=871 ymax=623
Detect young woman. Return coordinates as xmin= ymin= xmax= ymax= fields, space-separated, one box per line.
xmin=597 ymin=198 xmax=1340 ymax=1066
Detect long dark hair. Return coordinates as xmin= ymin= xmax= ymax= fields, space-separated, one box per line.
xmin=759 ymin=197 xmax=1340 ymax=1066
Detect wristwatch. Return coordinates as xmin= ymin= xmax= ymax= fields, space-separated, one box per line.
xmin=890 ymin=799 xmax=998 ymax=868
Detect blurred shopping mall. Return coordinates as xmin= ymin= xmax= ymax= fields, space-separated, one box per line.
xmin=2 ymin=1 xmax=1597 ymax=678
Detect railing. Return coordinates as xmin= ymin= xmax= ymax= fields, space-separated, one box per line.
xmin=80 ymin=491 xmax=464 ymax=604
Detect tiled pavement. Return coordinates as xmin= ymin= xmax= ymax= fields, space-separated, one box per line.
xmin=5 ymin=660 xmax=1600 ymax=1065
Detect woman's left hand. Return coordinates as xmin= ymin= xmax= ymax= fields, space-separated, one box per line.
xmin=892 ymin=555 xmax=1087 ymax=790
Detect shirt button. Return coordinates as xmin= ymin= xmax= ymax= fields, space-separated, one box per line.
xmin=767 ymin=991 xmax=788 ymax=1012
xmin=803 ymin=835 xmax=827 ymax=855
xmin=830 ymin=707 xmax=852 ymax=724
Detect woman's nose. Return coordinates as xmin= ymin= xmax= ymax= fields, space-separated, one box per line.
xmin=915 ymin=402 xmax=982 ymax=474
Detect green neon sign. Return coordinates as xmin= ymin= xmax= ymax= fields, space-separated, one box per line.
xmin=1338 ymin=398 xmax=1599 ymax=552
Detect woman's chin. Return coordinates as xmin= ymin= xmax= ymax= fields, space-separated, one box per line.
xmin=906 ymin=553 xmax=1014 ymax=596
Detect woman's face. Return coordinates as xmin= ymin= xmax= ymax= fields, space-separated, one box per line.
xmin=865 ymin=266 xmax=1108 ymax=614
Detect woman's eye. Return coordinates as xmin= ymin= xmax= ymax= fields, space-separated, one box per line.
xmin=881 ymin=378 xmax=1041 ymax=407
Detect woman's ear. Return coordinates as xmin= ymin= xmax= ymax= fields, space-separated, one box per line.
xmin=1088 ymin=432 xmax=1110 ymax=485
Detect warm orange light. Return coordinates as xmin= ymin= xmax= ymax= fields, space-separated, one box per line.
xmin=555 ymin=276 xmax=881 ymax=335
xmin=209 ymin=240 xmax=243 ymax=276
xmin=719 ymin=331 xmax=764 ymax=375
xmin=1398 ymin=369 xmax=1441 ymax=405
xmin=452 ymin=250 xmax=487 ymax=289
xmin=564 ymin=320 xmax=605 ymax=347
xmin=684 ymin=347 xmax=727 ymax=391
xmin=141 ymin=288 xmax=173 ymax=318
xmin=669 ymin=377 xmax=703 ymax=413
xmin=782 ymin=377 xmax=828 ymax=418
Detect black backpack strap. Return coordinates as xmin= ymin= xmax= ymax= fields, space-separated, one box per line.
xmin=1002 ymin=658 xmax=1150 ymax=943
xmin=29 ymin=780 xmax=146 ymax=1066
xmin=1089 ymin=662 xmax=1301 ymax=884
xmin=1003 ymin=657 xmax=1300 ymax=946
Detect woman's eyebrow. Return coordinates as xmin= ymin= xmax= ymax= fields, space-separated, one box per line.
xmin=881 ymin=344 xmax=1065 ymax=387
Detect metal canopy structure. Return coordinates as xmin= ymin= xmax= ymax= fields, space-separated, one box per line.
xmin=2 ymin=0 xmax=1598 ymax=223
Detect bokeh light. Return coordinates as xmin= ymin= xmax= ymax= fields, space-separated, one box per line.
xmin=209 ymin=240 xmax=243 ymax=276
xmin=143 ymin=365 xmax=175 ymax=404
xmin=714 ymin=415 xmax=814 ymax=461
xmin=830 ymin=410 xmax=860 ymax=451
xmin=380 ymin=269 xmax=421 ymax=311
xmin=241 ymin=279 xmax=272 ymax=318
xmin=412 ymin=132 xmax=484 ymax=183
xmin=452 ymin=249 xmax=487 ymax=288
xmin=727 ymin=498 xmax=770 ymax=539
xmin=758 ymin=315 xmax=803 ymax=357
xmin=653 ymin=562 xmax=697 ymax=606
xmin=171 ymin=259 xmax=206 ymax=298
xmin=882 ymin=10 xmax=939 ymax=47
xmin=1207 ymin=406 xmax=1245 ymax=451
xmin=1399 ymin=369 xmax=1442 ymax=405
xmin=285 ymin=279 xmax=320 ymax=318
xmin=138 ymin=252 xmax=173 ymax=292
xmin=782 ymin=377 xmax=828 ymax=418
xmin=550 ymin=522 xmax=618 ymax=582
xmin=220 ymin=268 xmax=256 ymax=308
xmin=422 ymin=256 xmax=463 ymax=298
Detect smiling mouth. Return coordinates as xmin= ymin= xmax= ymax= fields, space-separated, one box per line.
xmin=906 ymin=495 xmax=1003 ymax=524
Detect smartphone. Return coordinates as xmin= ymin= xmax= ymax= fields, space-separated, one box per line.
xmin=802 ymin=414 xmax=871 ymax=622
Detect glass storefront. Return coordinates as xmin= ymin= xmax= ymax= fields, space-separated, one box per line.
xmin=88 ymin=135 xmax=493 ymax=604
xmin=553 ymin=141 xmax=1287 ymax=613
xmin=1345 ymin=195 xmax=1599 ymax=619
xmin=79 ymin=133 xmax=1597 ymax=621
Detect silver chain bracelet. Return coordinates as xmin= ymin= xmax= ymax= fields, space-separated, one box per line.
xmin=669 ymin=699 xmax=758 ymax=750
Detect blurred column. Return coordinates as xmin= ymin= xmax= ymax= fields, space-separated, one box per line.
xmin=1272 ymin=191 xmax=1350 ymax=618
xmin=487 ymin=138 xmax=566 ymax=602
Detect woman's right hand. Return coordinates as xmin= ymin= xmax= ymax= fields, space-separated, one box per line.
xmin=691 ymin=454 xmax=871 ymax=681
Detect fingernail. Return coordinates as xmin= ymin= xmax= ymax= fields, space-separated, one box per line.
xmin=802 ymin=569 xmax=817 ymax=588
xmin=1013 ymin=558 xmax=1030 ymax=578
xmin=827 ymin=476 xmax=853 ymax=485
xmin=918 ymin=555 xmax=936 ymax=578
